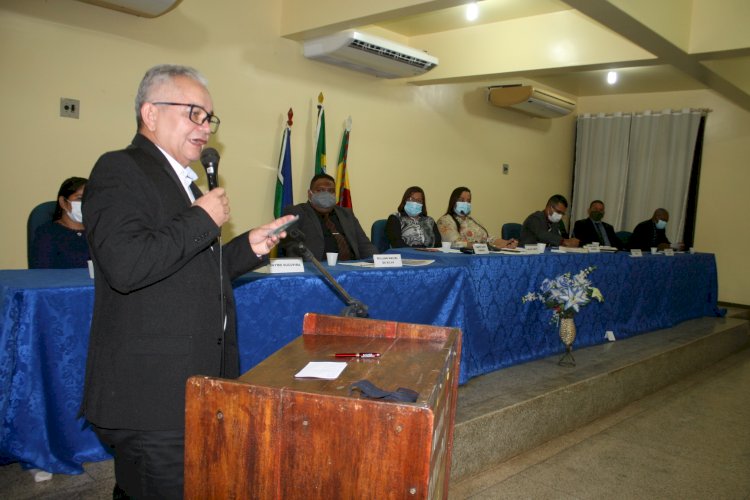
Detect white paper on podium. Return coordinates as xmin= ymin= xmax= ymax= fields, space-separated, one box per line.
xmin=294 ymin=362 xmax=347 ymax=380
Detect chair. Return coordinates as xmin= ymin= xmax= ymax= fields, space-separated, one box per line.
xmin=370 ymin=219 xmax=389 ymax=253
xmin=501 ymin=222 xmax=522 ymax=241
xmin=615 ymin=230 xmax=632 ymax=248
xmin=27 ymin=201 xmax=57 ymax=268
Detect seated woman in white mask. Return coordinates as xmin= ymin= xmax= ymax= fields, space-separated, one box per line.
xmin=30 ymin=176 xmax=90 ymax=268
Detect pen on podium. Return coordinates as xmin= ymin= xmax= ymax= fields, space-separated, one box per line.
xmin=334 ymin=352 xmax=381 ymax=359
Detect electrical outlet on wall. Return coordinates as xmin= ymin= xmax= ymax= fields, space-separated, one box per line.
xmin=60 ymin=98 xmax=80 ymax=119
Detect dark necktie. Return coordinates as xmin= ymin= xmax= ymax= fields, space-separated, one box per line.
xmin=189 ymin=182 xmax=202 ymax=201
xmin=595 ymin=222 xmax=610 ymax=246
xmin=324 ymin=214 xmax=352 ymax=261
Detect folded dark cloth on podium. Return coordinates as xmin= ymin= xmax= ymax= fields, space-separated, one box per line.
xmin=349 ymin=379 xmax=418 ymax=403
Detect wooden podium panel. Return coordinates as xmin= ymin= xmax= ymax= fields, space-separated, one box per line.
xmin=184 ymin=313 xmax=461 ymax=499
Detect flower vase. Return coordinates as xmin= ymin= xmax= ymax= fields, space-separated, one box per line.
xmin=558 ymin=317 xmax=576 ymax=366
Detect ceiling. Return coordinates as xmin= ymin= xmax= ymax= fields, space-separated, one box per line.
xmin=282 ymin=0 xmax=750 ymax=110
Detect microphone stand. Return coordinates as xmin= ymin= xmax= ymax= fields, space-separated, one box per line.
xmin=288 ymin=229 xmax=368 ymax=318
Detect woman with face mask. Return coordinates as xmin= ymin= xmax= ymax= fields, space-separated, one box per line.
xmin=29 ymin=176 xmax=90 ymax=269
xmin=436 ymin=186 xmax=517 ymax=249
xmin=385 ymin=186 xmax=442 ymax=248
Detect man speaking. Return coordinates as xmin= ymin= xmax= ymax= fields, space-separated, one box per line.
xmin=81 ymin=64 xmax=294 ymax=499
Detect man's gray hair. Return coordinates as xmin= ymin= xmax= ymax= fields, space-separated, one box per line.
xmin=135 ymin=64 xmax=208 ymax=128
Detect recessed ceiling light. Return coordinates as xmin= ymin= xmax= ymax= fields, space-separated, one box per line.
xmin=466 ymin=2 xmax=479 ymax=22
xmin=607 ymin=71 xmax=618 ymax=85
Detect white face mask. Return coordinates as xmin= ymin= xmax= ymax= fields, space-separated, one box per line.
xmin=548 ymin=211 xmax=562 ymax=223
xmin=67 ymin=200 xmax=83 ymax=223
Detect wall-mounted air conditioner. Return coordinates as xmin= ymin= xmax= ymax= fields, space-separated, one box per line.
xmin=488 ymin=84 xmax=576 ymax=118
xmin=303 ymin=30 xmax=438 ymax=79
xmin=77 ymin=0 xmax=181 ymax=17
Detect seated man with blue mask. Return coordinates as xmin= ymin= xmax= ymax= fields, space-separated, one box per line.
xmin=519 ymin=194 xmax=580 ymax=247
xmin=281 ymin=173 xmax=376 ymax=261
xmin=628 ymin=208 xmax=672 ymax=251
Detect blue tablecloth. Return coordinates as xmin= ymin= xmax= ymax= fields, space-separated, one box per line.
xmin=0 ymin=250 xmax=721 ymax=474
xmin=233 ymin=261 xmax=467 ymax=374
xmin=0 ymin=270 xmax=103 ymax=474
xmin=395 ymin=249 xmax=722 ymax=380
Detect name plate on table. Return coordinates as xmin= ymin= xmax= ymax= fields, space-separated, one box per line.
xmin=374 ymin=254 xmax=402 ymax=268
xmin=472 ymin=243 xmax=489 ymax=255
xmin=586 ymin=246 xmax=601 ymax=253
xmin=630 ymin=249 xmax=643 ymax=257
xmin=270 ymin=258 xmax=305 ymax=273
xmin=663 ymin=249 xmax=675 ymax=256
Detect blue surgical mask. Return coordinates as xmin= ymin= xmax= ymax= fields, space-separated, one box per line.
xmin=655 ymin=219 xmax=667 ymax=230
xmin=311 ymin=191 xmax=336 ymax=209
xmin=454 ymin=201 xmax=471 ymax=216
xmin=404 ymin=201 xmax=423 ymax=217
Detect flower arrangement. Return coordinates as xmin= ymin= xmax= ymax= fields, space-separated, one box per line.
xmin=522 ymin=266 xmax=603 ymax=324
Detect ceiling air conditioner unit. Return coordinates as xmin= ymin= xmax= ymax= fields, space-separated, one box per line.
xmin=488 ymin=84 xmax=576 ymax=118
xmin=303 ymin=30 xmax=438 ymax=79
xmin=77 ymin=0 xmax=181 ymax=17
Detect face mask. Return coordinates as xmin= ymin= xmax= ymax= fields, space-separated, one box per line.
xmin=590 ymin=211 xmax=604 ymax=222
xmin=67 ymin=200 xmax=83 ymax=223
xmin=548 ymin=211 xmax=563 ymax=223
xmin=454 ymin=202 xmax=471 ymax=216
xmin=655 ymin=219 xmax=667 ymax=230
xmin=404 ymin=201 xmax=423 ymax=217
xmin=311 ymin=191 xmax=336 ymax=209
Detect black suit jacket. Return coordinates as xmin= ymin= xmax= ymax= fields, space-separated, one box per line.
xmin=629 ymin=219 xmax=671 ymax=250
xmin=81 ymin=134 xmax=264 ymax=431
xmin=572 ymin=218 xmax=624 ymax=249
xmin=281 ymin=202 xmax=376 ymax=261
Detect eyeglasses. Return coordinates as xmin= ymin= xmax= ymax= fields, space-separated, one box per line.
xmin=551 ymin=205 xmax=566 ymax=216
xmin=151 ymin=102 xmax=221 ymax=134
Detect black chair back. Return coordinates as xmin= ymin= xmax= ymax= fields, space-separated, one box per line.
xmin=27 ymin=201 xmax=57 ymax=268
xmin=370 ymin=219 xmax=389 ymax=253
xmin=615 ymin=230 xmax=632 ymax=248
xmin=501 ymin=222 xmax=522 ymax=241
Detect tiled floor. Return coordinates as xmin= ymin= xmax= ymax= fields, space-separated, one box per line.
xmin=450 ymin=345 xmax=750 ymax=499
xmin=2 ymin=318 xmax=749 ymax=499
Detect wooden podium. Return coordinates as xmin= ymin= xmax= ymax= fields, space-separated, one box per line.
xmin=184 ymin=313 xmax=462 ymax=499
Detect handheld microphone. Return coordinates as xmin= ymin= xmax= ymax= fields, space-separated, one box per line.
xmin=200 ymin=147 xmax=220 ymax=190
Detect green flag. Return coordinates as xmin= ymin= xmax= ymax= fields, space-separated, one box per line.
xmin=314 ymin=92 xmax=326 ymax=175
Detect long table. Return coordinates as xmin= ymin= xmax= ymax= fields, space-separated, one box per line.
xmin=0 ymin=250 xmax=722 ymax=474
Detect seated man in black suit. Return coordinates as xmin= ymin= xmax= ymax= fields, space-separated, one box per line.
xmin=629 ymin=208 xmax=673 ymax=251
xmin=282 ymin=173 xmax=377 ymax=261
xmin=572 ymin=200 xmax=624 ymax=249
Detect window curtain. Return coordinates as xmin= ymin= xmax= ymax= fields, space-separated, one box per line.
xmin=571 ymin=109 xmax=706 ymax=245
xmin=571 ymin=113 xmax=631 ymax=230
